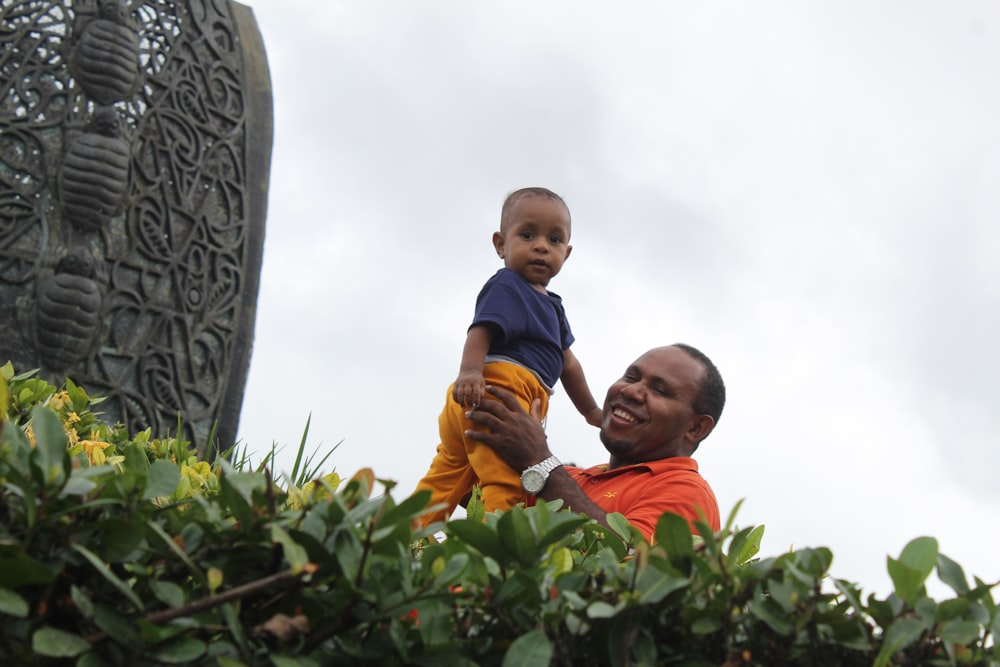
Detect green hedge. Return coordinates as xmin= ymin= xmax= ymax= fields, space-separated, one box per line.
xmin=1 ymin=366 xmax=998 ymax=666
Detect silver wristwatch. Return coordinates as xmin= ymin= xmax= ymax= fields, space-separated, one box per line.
xmin=520 ymin=455 xmax=562 ymax=495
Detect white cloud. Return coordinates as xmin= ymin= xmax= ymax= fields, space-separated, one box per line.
xmin=238 ymin=0 xmax=1000 ymax=599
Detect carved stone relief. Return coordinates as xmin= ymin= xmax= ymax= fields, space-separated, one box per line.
xmin=0 ymin=0 xmax=272 ymax=455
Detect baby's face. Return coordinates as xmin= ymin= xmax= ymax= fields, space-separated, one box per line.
xmin=493 ymin=196 xmax=572 ymax=291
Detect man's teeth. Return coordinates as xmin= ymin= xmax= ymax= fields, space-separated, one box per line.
xmin=613 ymin=408 xmax=637 ymax=423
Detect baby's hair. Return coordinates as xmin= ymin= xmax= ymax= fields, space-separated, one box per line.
xmin=500 ymin=187 xmax=569 ymax=230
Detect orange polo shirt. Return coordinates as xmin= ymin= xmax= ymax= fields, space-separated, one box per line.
xmin=565 ymin=457 xmax=720 ymax=540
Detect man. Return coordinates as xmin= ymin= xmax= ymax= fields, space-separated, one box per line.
xmin=464 ymin=344 xmax=724 ymax=538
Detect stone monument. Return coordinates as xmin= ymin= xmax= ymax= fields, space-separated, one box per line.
xmin=0 ymin=0 xmax=272 ymax=456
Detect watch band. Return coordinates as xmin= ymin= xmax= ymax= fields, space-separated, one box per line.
xmin=531 ymin=455 xmax=562 ymax=476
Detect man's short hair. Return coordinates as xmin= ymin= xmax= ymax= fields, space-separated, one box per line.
xmin=673 ymin=343 xmax=725 ymax=425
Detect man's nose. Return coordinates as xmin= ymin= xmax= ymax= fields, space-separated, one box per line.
xmin=620 ymin=382 xmax=644 ymax=402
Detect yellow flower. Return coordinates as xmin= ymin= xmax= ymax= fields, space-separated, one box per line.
xmin=65 ymin=411 xmax=81 ymax=426
xmin=79 ymin=431 xmax=111 ymax=466
xmin=47 ymin=391 xmax=70 ymax=412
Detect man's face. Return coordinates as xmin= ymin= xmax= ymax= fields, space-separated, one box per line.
xmin=599 ymin=346 xmax=710 ymax=468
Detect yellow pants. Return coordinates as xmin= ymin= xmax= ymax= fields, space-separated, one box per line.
xmin=414 ymin=361 xmax=550 ymax=526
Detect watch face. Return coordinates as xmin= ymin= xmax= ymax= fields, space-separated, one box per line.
xmin=521 ymin=469 xmax=545 ymax=495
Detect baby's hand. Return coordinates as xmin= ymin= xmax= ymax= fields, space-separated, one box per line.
xmin=585 ymin=406 xmax=603 ymax=427
xmin=453 ymin=370 xmax=486 ymax=407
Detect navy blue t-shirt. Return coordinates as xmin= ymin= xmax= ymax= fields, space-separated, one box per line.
xmin=470 ymin=268 xmax=574 ymax=388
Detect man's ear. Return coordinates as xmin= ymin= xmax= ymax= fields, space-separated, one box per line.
xmin=492 ymin=231 xmax=505 ymax=259
xmin=686 ymin=414 xmax=714 ymax=444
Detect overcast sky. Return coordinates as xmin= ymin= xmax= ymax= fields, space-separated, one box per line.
xmin=235 ymin=1 xmax=1000 ymax=599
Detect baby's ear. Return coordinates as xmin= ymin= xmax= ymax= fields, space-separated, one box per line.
xmin=564 ymin=244 xmax=573 ymax=260
xmin=492 ymin=231 xmax=506 ymax=258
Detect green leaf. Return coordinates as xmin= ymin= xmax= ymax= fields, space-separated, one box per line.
xmin=447 ymin=518 xmax=502 ymax=556
xmin=535 ymin=512 xmax=589 ymax=551
xmin=497 ymin=508 xmax=537 ymax=565
xmin=502 ymin=629 xmax=553 ymax=667
xmin=270 ymin=656 xmax=320 ymax=667
xmin=219 ymin=475 xmax=254 ymax=528
xmin=766 ymin=574 xmax=801 ymax=613
xmin=937 ymin=552 xmax=969 ymax=594
xmin=731 ymin=524 xmax=765 ymax=566
xmin=382 ymin=488 xmax=437 ymax=525
xmin=146 ymin=520 xmax=204 ymax=584
xmin=0 ymin=586 xmax=29 ymax=617
xmin=606 ymin=512 xmax=632 ymax=542
xmin=143 ymin=459 xmax=181 ymax=500
xmin=101 ymin=519 xmax=146 ymax=562
xmin=29 ymin=406 xmax=69 ymax=487
xmin=32 ymin=626 xmax=90 ymax=657
xmin=271 ymin=525 xmax=310 ymax=573
xmin=464 ymin=485 xmax=485 ymax=523
xmin=71 ymin=543 xmax=144 ymax=612
xmin=832 ymin=578 xmax=865 ymax=617
xmin=76 ymin=652 xmax=111 ymax=667
xmin=150 ymin=580 xmax=186 ymax=608
xmin=873 ymin=617 xmax=927 ymax=667
xmin=121 ymin=441 xmax=150 ymax=471
xmin=93 ymin=603 xmax=140 ymax=648
xmin=654 ymin=512 xmax=694 ymax=573
xmin=331 ymin=528 xmax=364 ymax=581
xmin=0 ymin=554 xmax=56 ymax=587
xmin=150 ymin=637 xmax=207 ymax=664
xmin=71 ymin=585 xmax=94 ymax=619
xmin=899 ymin=536 xmax=938 ymax=578
xmin=635 ymin=567 xmax=691 ymax=604
xmin=414 ymin=598 xmax=453 ymax=648
xmin=938 ymin=619 xmax=982 ymax=645
xmin=0 ymin=370 xmax=9 ymax=420
xmin=887 ymin=557 xmax=926 ymax=606
xmin=433 ymin=553 xmax=470 ymax=587
xmin=221 ymin=603 xmax=249 ymax=659
xmin=587 ymin=600 xmax=623 ymax=618
xmin=936 ymin=597 xmax=970 ymax=623
xmin=690 ymin=616 xmax=723 ymax=634
xmin=749 ymin=597 xmax=794 ymax=635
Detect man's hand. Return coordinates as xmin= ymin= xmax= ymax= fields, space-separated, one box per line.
xmin=466 ymin=385 xmax=613 ymax=530
xmin=464 ymin=385 xmax=549 ymax=471
xmin=452 ymin=370 xmax=486 ymax=407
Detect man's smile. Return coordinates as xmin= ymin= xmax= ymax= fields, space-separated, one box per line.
xmin=611 ymin=405 xmax=640 ymax=424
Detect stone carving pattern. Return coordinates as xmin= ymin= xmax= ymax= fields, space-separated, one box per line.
xmin=1 ymin=0 xmax=258 ymax=448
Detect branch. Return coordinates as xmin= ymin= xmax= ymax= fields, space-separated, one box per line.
xmin=85 ymin=563 xmax=318 ymax=644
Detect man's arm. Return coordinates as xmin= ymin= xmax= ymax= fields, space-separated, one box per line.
xmin=560 ymin=349 xmax=602 ymax=426
xmin=464 ymin=385 xmax=612 ymax=529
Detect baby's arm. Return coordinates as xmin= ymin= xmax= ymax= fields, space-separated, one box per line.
xmin=561 ymin=349 xmax=602 ymax=426
xmin=453 ymin=325 xmax=494 ymax=407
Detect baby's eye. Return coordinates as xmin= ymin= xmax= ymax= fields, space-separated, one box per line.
xmin=520 ymin=231 xmax=534 ymax=240
xmin=549 ymin=235 xmax=563 ymax=244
